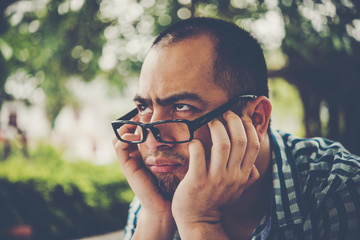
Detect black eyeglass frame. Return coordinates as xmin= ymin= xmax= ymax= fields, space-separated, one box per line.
xmin=111 ymin=95 xmax=258 ymax=144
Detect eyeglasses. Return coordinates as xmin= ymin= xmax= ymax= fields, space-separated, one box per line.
xmin=111 ymin=95 xmax=257 ymax=144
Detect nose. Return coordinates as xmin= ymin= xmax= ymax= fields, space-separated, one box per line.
xmin=143 ymin=112 xmax=175 ymax=150
xmin=144 ymin=126 xmax=175 ymax=150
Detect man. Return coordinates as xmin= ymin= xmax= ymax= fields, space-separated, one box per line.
xmin=112 ymin=18 xmax=360 ymax=239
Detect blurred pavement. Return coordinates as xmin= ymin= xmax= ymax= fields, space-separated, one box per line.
xmin=77 ymin=230 xmax=123 ymax=240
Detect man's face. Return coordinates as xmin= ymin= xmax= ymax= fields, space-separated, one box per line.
xmin=135 ymin=36 xmax=229 ymax=199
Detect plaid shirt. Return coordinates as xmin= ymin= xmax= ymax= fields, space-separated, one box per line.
xmin=123 ymin=130 xmax=360 ymax=239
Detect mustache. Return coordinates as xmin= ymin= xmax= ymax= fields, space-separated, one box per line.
xmin=146 ymin=150 xmax=187 ymax=163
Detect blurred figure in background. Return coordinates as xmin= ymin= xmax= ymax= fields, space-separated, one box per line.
xmin=1 ymin=111 xmax=28 ymax=160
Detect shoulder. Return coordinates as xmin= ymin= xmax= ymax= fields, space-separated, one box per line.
xmin=271 ymin=130 xmax=360 ymax=205
xmin=271 ymin=130 xmax=360 ymax=238
xmin=272 ymin=130 xmax=360 ymax=183
xmin=301 ymin=174 xmax=360 ymax=239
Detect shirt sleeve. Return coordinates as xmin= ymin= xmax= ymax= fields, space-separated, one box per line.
xmin=309 ymin=146 xmax=360 ymax=239
xmin=312 ymin=177 xmax=360 ymax=239
xmin=123 ymin=197 xmax=141 ymax=240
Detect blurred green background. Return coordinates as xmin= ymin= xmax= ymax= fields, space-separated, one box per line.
xmin=0 ymin=0 xmax=359 ymax=239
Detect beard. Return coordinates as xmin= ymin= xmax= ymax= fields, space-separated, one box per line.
xmin=151 ymin=172 xmax=181 ymax=201
xmin=145 ymin=150 xmax=187 ymax=201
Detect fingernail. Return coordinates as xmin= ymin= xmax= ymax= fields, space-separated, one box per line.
xmin=223 ymin=110 xmax=232 ymax=117
xmin=208 ymin=119 xmax=217 ymax=126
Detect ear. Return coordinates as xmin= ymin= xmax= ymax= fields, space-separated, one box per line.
xmin=243 ymin=96 xmax=272 ymax=143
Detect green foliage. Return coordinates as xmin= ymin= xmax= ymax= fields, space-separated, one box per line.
xmin=269 ymin=78 xmax=305 ymax=136
xmin=0 ymin=0 xmax=112 ymax=126
xmin=0 ymin=144 xmax=133 ymax=239
xmin=276 ymin=0 xmax=360 ymax=155
xmin=0 ymin=0 xmax=359 ymax=184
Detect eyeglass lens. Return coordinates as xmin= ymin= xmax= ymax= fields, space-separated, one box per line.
xmin=152 ymin=122 xmax=191 ymax=143
xmin=119 ymin=122 xmax=191 ymax=143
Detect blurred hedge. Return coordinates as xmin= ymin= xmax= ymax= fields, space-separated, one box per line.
xmin=0 ymin=143 xmax=133 ymax=240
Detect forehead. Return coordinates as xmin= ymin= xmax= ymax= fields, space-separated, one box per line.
xmin=137 ymin=36 xmax=227 ymax=102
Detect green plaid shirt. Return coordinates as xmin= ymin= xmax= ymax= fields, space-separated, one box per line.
xmin=124 ymin=130 xmax=360 ymax=239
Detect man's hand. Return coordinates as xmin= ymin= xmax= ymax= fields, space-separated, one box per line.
xmin=112 ymin=120 xmax=176 ymax=239
xmin=171 ymin=111 xmax=260 ymax=239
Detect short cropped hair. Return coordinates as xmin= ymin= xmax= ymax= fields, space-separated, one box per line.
xmin=152 ymin=17 xmax=269 ymax=98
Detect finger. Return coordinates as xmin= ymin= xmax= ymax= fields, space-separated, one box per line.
xmin=113 ymin=133 xmax=141 ymax=166
xmin=188 ymin=139 xmax=206 ymax=179
xmin=247 ymin=165 xmax=260 ymax=185
xmin=113 ymin=122 xmax=141 ymax=147
xmin=117 ymin=123 xmax=139 ymax=137
xmin=208 ymin=119 xmax=231 ymax=175
xmin=222 ymin=111 xmax=247 ymax=170
xmin=241 ymin=165 xmax=260 ymax=193
xmin=112 ymin=121 xmax=168 ymax=206
xmin=240 ymin=117 xmax=260 ymax=175
xmin=113 ymin=135 xmax=150 ymax=189
xmin=112 ymin=133 xmax=139 ymax=147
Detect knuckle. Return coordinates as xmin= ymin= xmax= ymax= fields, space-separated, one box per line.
xmin=217 ymin=140 xmax=231 ymax=152
xmin=113 ymin=140 xmax=123 ymax=150
xmin=232 ymin=137 xmax=247 ymax=147
xmin=232 ymin=173 xmax=246 ymax=185
xmin=213 ymin=177 xmax=225 ymax=188
xmin=195 ymin=179 xmax=207 ymax=189
xmin=248 ymin=141 xmax=260 ymax=152
xmin=226 ymin=176 xmax=238 ymax=188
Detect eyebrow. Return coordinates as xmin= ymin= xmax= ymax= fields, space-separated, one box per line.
xmin=133 ymin=92 xmax=206 ymax=107
xmin=133 ymin=95 xmax=151 ymax=106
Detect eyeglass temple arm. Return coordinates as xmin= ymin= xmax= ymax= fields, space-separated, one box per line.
xmin=190 ymin=95 xmax=257 ymax=130
xmin=117 ymin=108 xmax=139 ymax=121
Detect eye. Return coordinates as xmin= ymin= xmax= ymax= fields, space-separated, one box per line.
xmin=137 ymin=104 xmax=152 ymax=114
xmin=174 ymin=104 xmax=192 ymax=112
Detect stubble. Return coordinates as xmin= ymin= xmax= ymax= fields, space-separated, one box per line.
xmin=146 ymin=150 xmax=187 ymax=201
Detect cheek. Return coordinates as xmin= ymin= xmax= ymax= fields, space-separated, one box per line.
xmin=138 ymin=144 xmax=147 ymax=160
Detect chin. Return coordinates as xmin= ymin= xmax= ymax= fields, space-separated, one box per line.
xmin=152 ymin=172 xmax=181 ymax=201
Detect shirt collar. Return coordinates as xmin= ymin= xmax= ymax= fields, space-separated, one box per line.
xmin=270 ymin=130 xmax=304 ymax=227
